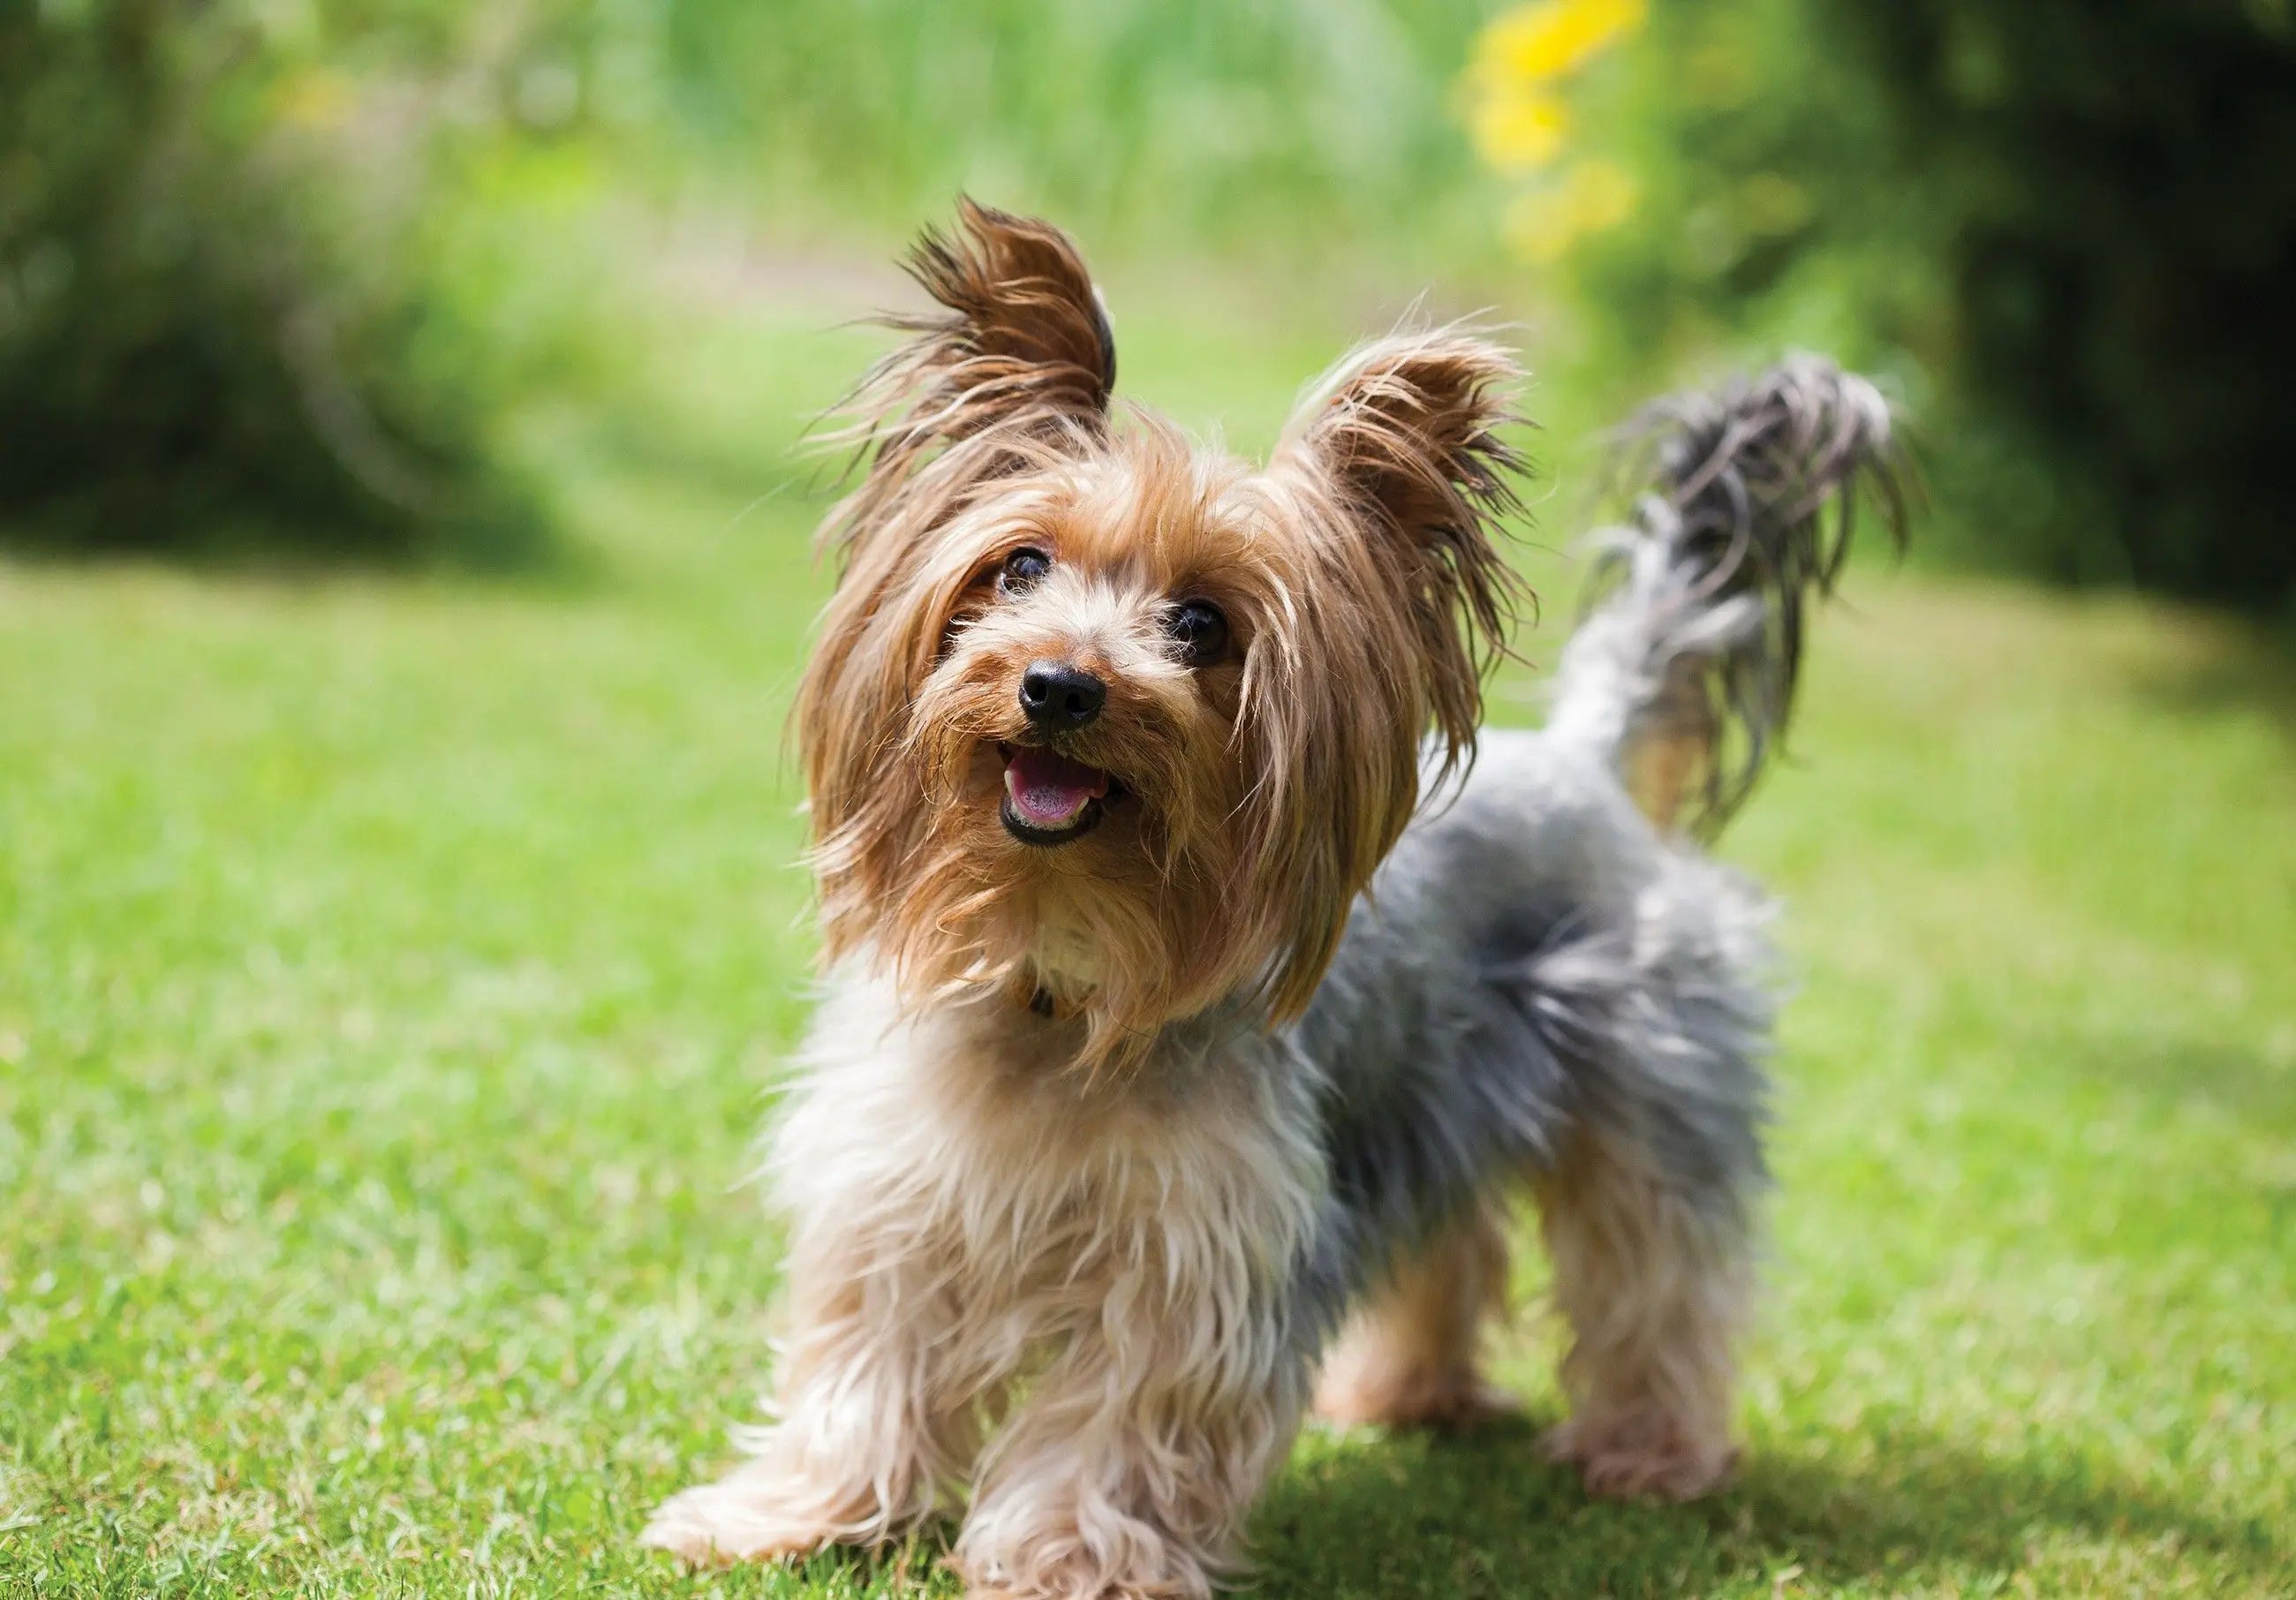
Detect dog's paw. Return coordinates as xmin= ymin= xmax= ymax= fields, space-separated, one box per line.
xmin=954 ymin=1552 xmax=1212 ymax=1600
xmin=1540 ymin=1411 xmax=1738 ymax=1502
xmin=1312 ymin=1361 xmax=1523 ymax=1431
xmin=638 ymin=1479 xmax=843 ymax=1567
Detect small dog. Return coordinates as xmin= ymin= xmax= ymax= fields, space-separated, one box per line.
xmin=644 ymin=200 xmax=1899 ymax=1597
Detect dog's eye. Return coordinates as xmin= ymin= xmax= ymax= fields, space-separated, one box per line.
xmin=998 ymin=547 xmax=1052 ymax=596
xmin=1166 ymin=599 xmax=1229 ymax=667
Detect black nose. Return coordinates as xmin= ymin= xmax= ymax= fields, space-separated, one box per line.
xmin=1018 ymin=661 xmax=1106 ymax=730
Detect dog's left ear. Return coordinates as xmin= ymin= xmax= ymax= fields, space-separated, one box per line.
xmin=1231 ymin=331 xmax=1529 ymax=1024
xmin=1276 ymin=329 xmax=1529 ymax=768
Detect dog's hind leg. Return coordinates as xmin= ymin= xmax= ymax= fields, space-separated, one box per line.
xmin=1533 ymin=1122 xmax=1752 ymax=1500
xmin=1311 ymin=1196 xmax=1518 ymax=1430
xmin=1523 ymin=851 xmax=1771 ymax=1502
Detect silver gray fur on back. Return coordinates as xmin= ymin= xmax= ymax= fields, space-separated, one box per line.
xmin=1284 ymin=357 xmax=1903 ymax=1347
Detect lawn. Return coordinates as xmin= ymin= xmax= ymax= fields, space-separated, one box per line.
xmin=3 ymin=275 xmax=2292 ymax=1598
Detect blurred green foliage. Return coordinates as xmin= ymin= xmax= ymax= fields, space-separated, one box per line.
xmin=1551 ymin=0 xmax=2296 ymax=607
xmin=1 ymin=0 xmax=1510 ymax=564
xmin=8 ymin=0 xmax=2293 ymax=603
xmin=638 ymin=0 xmax=1499 ymax=254
xmin=0 ymin=0 xmax=550 ymax=565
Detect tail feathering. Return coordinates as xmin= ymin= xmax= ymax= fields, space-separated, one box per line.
xmin=1550 ymin=355 xmax=1907 ymax=837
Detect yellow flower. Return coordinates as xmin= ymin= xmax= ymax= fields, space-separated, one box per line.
xmin=1471 ymin=87 xmax=1572 ymax=172
xmin=1475 ymin=0 xmax=1649 ymax=87
xmin=1506 ymin=158 xmax=1642 ymax=263
xmin=1465 ymin=0 xmax=1650 ymax=234
xmin=1463 ymin=0 xmax=1648 ymax=174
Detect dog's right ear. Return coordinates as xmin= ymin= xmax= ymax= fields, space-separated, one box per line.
xmin=827 ymin=198 xmax=1117 ymax=561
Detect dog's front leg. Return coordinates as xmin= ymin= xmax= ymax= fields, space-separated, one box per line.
xmin=640 ymin=1257 xmax=978 ymax=1567
xmin=952 ymin=1298 xmax=1303 ymax=1600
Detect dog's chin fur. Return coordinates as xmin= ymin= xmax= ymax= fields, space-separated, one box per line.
xmin=643 ymin=200 xmax=1902 ymax=1597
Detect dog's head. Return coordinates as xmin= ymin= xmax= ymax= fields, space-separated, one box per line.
xmin=797 ymin=200 xmax=1527 ymax=1066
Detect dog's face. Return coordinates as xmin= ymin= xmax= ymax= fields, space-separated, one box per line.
xmin=798 ymin=202 xmax=1525 ymax=1065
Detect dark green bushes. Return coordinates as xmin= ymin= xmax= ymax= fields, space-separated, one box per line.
xmin=1560 ymin=0 xmax=2296 ymax=607
xmin=0 ymin=1 xmax=544 ymax=565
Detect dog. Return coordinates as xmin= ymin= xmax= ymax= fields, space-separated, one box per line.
xmin=643 ymin=200 xmax=1900 ymax=1597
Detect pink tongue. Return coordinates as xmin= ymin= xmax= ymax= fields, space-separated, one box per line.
xmin=1004 ymin=746 xmax=1110 ymax=827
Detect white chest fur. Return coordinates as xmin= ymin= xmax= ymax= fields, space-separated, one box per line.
xmin=766 ymin=971 xmax=1325 ymax=1392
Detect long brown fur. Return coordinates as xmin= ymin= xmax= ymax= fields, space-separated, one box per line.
xmin=1312 ymin=1199 xmax=1517 ymax=1430
xmin=649 ymin=204 xmax=1834 ymax=1600
xmin=1534 ymin=1128 xmax=1747 ymax=1500
xmin=793 ymin=202 xmax=1527 ymax=1069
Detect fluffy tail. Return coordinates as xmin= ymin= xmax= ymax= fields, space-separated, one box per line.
xmin=1546 ymin=355 xmax=1907 ymax=837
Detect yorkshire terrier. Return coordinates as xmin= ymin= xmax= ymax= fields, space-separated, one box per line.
xmin=643 ymin=200 xmax=1900 ymax=1596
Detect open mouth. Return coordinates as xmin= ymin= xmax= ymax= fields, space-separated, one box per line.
xmin=998 ymin=743 xmax=1115 ymax=846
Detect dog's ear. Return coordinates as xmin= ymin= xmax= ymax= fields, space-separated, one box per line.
xmin=891 ymin=196 xmax=1116 ymax=438
xmin=827 ymin=198 xmax=1116 ymax=561
xmin=1235 ymin=331 xmax=1529 ymax=1022
xmin=1274 ymin=329 xmax=1528 ymax=771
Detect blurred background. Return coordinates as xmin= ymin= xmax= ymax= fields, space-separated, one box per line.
xmin=7 ymin=0 xmax=2295 ymax=598
xmin=6 ymin=4 xmax=2294 ymax=1595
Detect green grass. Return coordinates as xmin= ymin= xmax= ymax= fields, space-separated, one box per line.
xmin=4 ymin=283 xmax=2292 ymax=1598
